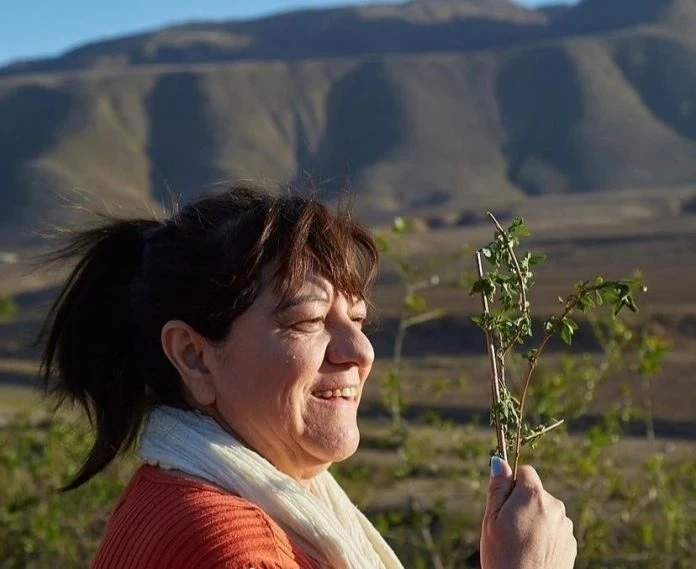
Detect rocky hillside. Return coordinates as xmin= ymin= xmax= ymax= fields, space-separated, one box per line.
xmin=1 ymin=0 xmax=696 ymax=242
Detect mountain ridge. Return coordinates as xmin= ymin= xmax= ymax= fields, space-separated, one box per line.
xmin=552 ymin=0 xmax=696 ymax=35
xmin=1 ymin=0 xmax=695 ymax=243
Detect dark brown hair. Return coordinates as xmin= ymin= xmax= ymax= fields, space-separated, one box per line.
xmin=38 ymin=185 xmax=379 ymax=489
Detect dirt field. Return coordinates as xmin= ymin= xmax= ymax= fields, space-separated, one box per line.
xmin=2 ymin=188 xmax=696 ymax=436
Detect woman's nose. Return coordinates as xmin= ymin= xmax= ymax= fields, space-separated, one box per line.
xmin=326 ymin=323 xmax=374 ymax=369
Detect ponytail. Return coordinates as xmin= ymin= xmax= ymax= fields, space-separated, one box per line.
xmin=38 ymin=218 xmax=161 ymax=490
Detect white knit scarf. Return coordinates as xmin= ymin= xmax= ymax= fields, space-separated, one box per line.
xmin=138 ymin=406 xmax=405 ymax=569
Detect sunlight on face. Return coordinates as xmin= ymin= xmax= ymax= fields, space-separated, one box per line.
xmin=207 ymin=276 xmax=374 ymax=486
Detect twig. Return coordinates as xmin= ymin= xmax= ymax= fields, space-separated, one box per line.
xmin=512 ymin=284 xmax=607 ymax=477
xmin=475 ymin=215 xmax=645 ymax=478
xmin=475 ymin=251 xmax=507 ymax=462
xmin=513 ymin=301 xmax=575 ymax=477
xmin=408 ymin=491 xmax=446 ymax=569
xmin=521 ymin=419 xmax=565 ymax=444
xmin=487 ymin=212 xmax=529 ymax=355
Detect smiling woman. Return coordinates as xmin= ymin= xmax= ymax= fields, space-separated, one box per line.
xmin=37 ymin=184 xmax=576 ymax=569
xmin=160 ymin=274 xmax=374 ymax=486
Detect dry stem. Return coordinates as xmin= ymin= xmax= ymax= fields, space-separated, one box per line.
xmin=521 ymin=419 xmax=565 ymax=445
xmin=475 ymin=251 xmax=507 ymax=462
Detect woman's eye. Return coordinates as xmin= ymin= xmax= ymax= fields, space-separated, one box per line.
xmin=291 ymin=317 xmax=324 ymax=331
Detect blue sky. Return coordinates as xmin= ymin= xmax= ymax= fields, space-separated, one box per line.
xmin=1 ymin=0 xmax=573 ymax=66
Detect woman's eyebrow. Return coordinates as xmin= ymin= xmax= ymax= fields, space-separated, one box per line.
xmin=276 ymin=295 xmax=330 ymax=313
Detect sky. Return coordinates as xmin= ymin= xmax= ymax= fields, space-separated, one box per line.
xmin=0 ymin=0 xmax=574 ymax=67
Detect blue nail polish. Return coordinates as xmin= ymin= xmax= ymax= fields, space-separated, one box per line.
xmin=490 ymin=456 xmax=505 ymax=477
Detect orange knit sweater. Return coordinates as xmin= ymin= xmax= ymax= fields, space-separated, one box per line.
xmin=91 ymin=465 xmax=321 ymax=569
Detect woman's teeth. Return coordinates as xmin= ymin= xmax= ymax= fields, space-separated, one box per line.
xmin=315 ymin=387 xmax=358 ymax=399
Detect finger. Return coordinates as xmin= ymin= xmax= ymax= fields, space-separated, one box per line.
xmin=564 ymin=515 xmax=575 ymax=539
xmin=485 ymin=456 xmax=514 ymax=519
xmin=515 ymin=465 xmax=544 ymax=490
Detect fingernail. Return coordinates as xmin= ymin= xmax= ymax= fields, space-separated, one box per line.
xmin=490 ymin=456 xmax=505 ymax=477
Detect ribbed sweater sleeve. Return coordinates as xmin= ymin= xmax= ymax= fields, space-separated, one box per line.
xmin=91 ymin=465 xmax=320 ymax=569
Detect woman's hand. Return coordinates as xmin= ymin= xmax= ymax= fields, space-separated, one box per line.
xmin=480 ymin=457 xmax=577 ymax=569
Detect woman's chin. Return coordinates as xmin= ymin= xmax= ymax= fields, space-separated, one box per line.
xmin=301 ymin=428 xmax=361 ymax=469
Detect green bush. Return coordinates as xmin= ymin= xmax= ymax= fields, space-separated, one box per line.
xmin=0 ymin=295 xmax=18 ymax=319
xmin=0 ymin=415 xmax=135 ymax=569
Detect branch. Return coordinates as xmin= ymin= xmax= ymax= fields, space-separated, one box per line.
xmin=405 ymin=309 xmax=445 ymax=328
xmin=487 ymin=212 xmax=530 ymax=355
xmin=408 ymin=490 xmax=446 ymax=569
xmin=512 ymin=282 xmax=609 ymax=477
xmin=521 ymin=419 xmax=565 ymax=444
xmin=513 ymin=301 xmax=575 ymax=478
xmin=475 ymin=251 xmax=508 ymax=462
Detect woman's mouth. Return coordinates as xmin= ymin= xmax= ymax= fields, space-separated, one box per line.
xmin=312 ymin=386 xmax=358 ymax=402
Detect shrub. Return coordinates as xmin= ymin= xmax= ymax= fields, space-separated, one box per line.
xmin=0 ymin=295 xmax=18 ymax=319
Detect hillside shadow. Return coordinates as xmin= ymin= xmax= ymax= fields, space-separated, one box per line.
xmin=291 ymin=110 xmax=316 ymax=185
xmin=550 ymin=0 xmax=664 ymax=35
xmin=0 ymin=86 xmax=72 ymax=225
xmin=496 ymin=46 xmax=585 ymax=195
xmin=612 ymin=34 xmax=696 ymax=141
xmin=302 ymin=60 xmax=405 ymax=196
xmin=146 ymin=72 xmax=226 ymax=205
xmin=550 ymin=0 xmax=696 ymax=36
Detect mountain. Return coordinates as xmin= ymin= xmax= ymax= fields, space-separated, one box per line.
xmin=1 ymin=1 xmax=546 ymax=76
xmin=536 ymin=4 xmax=574 ymax=21
xmin=1 ymin=0 xmax=696 ymax=241
xmin=551 ymin=0 xmax=696 ymax=35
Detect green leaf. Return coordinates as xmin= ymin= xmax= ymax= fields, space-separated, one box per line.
xmin=608 ymin=282 xmax=641 ymax=317
xmin=404 ymin=293 xmax=426 ymax=311
xmin=469 ymin=279 xmax=484 ymax=295
xmin=392 ymin=216 xmax=409 ymax=235
xmin=576 ymin=294 xmax=597 ymax=312
xmin=471 ymin=313 xmax=495 ymax=330
xmin=560 ymin=323 xmax=573 ymax=345
xmin=523 ymin=348 xmax=538 ymax=362
xmin=560 ymin=318 xmax=579 ymax=345
xmin=509 ymin=217 xmax=531 ymax=237
xmin=375 ymin=234 xmax=389 ymax=253
xmin=528 ymin=254 xmax=547 ymax=266
xmin=593 ymin=290 xmax=603 ymax=306
xmin=469 ymin=277 xmax=495 ymax=297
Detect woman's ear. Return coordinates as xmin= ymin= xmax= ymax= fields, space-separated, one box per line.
xmin=160 ymin=320 xmax=216 ymax=406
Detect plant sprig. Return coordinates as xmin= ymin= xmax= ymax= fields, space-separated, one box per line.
xmin=471 ymin=213 xmax=646 ymax=478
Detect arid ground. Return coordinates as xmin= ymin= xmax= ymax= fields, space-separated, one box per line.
xmin=2 ymin=188 xmax=695 ymax=438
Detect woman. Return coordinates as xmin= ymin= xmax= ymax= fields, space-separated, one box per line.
xmin=39 ymin=186 xmax=576 ymax=569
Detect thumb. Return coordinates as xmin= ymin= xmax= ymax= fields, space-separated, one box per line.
xmin=485 ymin=456 xmax=514 ymax=519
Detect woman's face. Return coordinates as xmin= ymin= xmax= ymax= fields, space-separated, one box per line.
xmin=207 ymin=275 xmax=374 ymax=485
